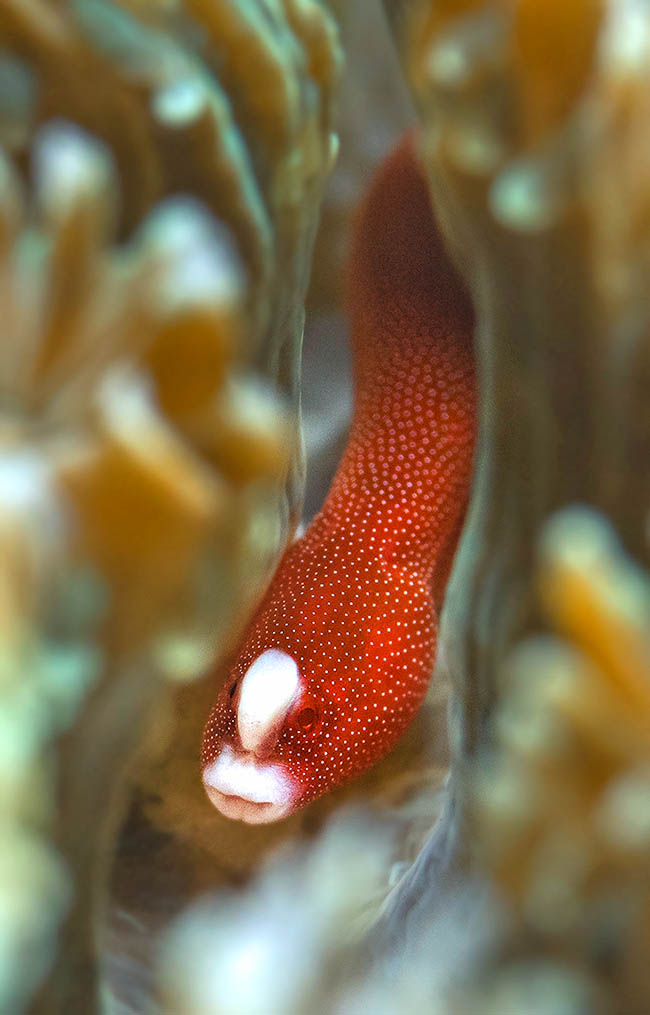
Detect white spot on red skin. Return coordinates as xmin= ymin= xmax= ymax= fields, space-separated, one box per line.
xmin=201 ymin=132 xmax=476 ymax=823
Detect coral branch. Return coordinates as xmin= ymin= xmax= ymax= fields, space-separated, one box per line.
xmin=0 ymin=0 xmax=340 ymax=1010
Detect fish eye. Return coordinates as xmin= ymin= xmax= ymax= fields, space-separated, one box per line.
xmin=296 ymin=705 xmax=318 ymax=732
xmin=228 ymin=679 xmax=238 ymax=700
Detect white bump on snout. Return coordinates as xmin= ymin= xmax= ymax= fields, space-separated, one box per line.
xmin=237 ymin=649 xmax=300 ymax=755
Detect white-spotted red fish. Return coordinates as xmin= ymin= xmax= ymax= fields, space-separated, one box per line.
xmin=201 ymin=133 xmax=476 ymax=823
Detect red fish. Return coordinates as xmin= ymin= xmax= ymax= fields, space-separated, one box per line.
xmin=201 ymin=133 xmax=476 ymax=823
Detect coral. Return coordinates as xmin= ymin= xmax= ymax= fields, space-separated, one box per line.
xmin=475 ymin=508 xmax=650 ymax=1013
xmin=0 ymin=0 xmax=340 ymax=1010
xmin=156 ymin=810 xmax=399 ymax=1014
xmin=0 ymin=123 xmax=250 ymax=1011
xmin=371 ymin=0 xmax=650 ymax=952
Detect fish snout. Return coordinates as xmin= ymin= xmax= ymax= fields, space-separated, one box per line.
xmin=202 ymin=743 xmax=300 ymax=824
xmin=235 ymin=648 xmax=301 ymax=757
xmin=201 ymin=648 xmax=304 ymax=823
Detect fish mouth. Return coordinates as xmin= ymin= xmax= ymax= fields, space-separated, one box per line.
xmin=203 ymin=786 xmax=291 ymax=824
xmin=202 ymin=743 xmax=299 ymax=825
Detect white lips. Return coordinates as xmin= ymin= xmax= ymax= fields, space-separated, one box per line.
xmin=202 ymin=744 xmax=299 ymax=824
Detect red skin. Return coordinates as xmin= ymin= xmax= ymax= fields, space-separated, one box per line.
xmin=202 ymin=133 xmax=476 ymax=812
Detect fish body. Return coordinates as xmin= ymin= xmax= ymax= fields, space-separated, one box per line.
xmin=201 ymin=134 xmax=475 ymax=823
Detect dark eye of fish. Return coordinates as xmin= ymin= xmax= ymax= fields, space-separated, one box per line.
xmin=296 ymin=706 xmax=317 ymax=731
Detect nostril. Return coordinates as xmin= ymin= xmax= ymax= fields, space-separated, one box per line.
xmin=245 ymin=735 xmax=277 ymax=762
xmin=235 ymin=726 xmax=280 ymax=764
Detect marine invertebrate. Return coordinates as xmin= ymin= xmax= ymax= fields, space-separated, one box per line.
xmin=373 ymin=0 xmax=650 ymax=948
xmin=0 ymin=0 xmax=341 ymax=1009
xmin=474 ymin=507 xmax=650 ymax=1013
xmin=157 ymin=810 xmax=400 ymax=1014
xmin=0 ymin=121 xmax=287 ymax=1015
xmin=201 ymin=133 xmax=475 ymax=822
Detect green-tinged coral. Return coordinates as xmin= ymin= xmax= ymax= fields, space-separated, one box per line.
xmin=475 ymin=508 xmax=650 ymax=1012
xmin=384 ymin=0 xmax=650 ymax=866
xmin=0 ymin=0 xmax=341 ymax=1010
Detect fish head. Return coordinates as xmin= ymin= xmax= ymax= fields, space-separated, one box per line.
xmin=200 ymin=557 xmax=435 ymax=824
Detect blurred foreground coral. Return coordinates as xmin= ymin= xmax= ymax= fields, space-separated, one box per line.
xmin=472 ymin=508 xmax=650 ymax=1014
xmin=0 ymin=0 xmax=340 ymax=1010
xmin=381 ymin=0 xmax=650 ymax=924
